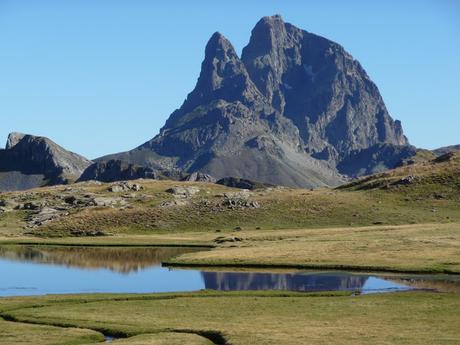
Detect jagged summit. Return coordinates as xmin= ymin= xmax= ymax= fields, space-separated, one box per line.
xmin=101 ymin=15 xmax=413 ymax=187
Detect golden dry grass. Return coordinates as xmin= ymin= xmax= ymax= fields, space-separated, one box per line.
xmin=168 ymin=223 xmax=460 ymax=273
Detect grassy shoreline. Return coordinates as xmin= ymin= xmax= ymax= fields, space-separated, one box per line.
xmin=164 ymin=260 xmax=460 ymax=275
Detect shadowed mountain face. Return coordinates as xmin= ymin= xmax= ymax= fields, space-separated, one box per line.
xmin=101 ymin=15 xmax=411 ymax=188
xmin=78 ymin=159 xmax=185 ymax=183
xmin=0 ymin=132 xmax=91 ymax=191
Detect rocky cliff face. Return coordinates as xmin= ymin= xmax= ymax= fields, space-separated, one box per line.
xmin=0 ymin=133 xmax=92 ymax=191
xmin=241 ymin=16 xmax=408 ymax=163
xmin=102 ymin=15 xmax=412 ymax=187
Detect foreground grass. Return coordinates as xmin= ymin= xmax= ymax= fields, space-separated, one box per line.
xmin=0 ymin=291 xmax=459 ymax=344
xmin=167 ymin=223 xmax=460 ymax=274
xmin=0 ymin=318 xmax=103 ymax=345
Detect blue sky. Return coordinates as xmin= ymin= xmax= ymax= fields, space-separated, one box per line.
xmin=0 ymin=0 xmax=459 ymax=159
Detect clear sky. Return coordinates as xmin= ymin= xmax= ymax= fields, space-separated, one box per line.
xmin=0 ymin=0 xmax=459 ymax=159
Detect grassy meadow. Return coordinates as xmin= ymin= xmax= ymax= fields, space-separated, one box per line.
xmin=0 ymin=154 xmax=459 ymax=344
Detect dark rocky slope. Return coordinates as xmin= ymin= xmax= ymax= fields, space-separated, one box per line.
xmin=101 ymin=15 xmax=412 ymax=188
xmin=0 ymin=132 xmax=91 ymax=191
xmin=433 ymin=145 xmax=460 ymax=156
xmin=78 ymin=159 xmax=184 ymax=183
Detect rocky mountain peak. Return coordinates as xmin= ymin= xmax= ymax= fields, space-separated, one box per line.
xmin=98 ymin=16 xmax=414 ymax=188
xmin=205 ymin=31 xmax=238 ymax=62
xmin=160 ymin=31 xmax=263 ymax=133
xmin=192 ymin=30 xmax=251 ymax=102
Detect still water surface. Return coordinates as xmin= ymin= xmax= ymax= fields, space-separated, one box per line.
xmin=0 ymin=245 xmax=458 ymax=296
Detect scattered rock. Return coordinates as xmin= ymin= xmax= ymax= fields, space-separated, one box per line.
xmin=92 ymin=197 xmax=126 ymax=207
xmin=16 ymin=201 xmax=42 ymax=210
xmin=108 ymin=181 xmax=143 ymax=192
xmin=0 ymin=199 xmax=17 ymax=210
xmin=221 ymin=192 xmax=260 ymax=209
xmin=165 ymin=186 xmax=200 ymax=197
xmin=393 ymin=175 xmax=418 ymax=186
xmin=108 ymin=185 xmax=124 ymax=193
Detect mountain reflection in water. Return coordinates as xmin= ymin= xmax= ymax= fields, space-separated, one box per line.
xmin=0 ymin=245 xmax=203 ymax=274
xmin=202 ymin=271 xmax=369 ymax=292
